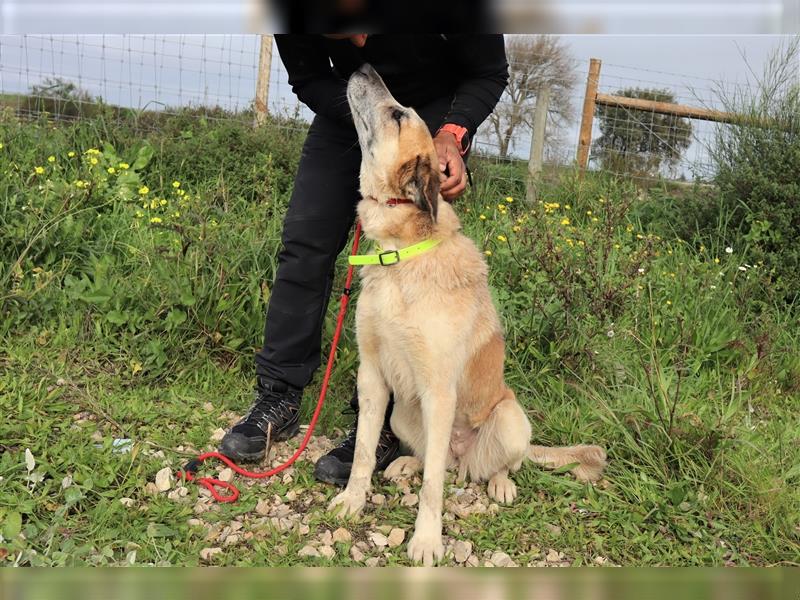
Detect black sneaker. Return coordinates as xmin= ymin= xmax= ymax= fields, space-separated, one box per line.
xmin=313 ymin=404 xmax=401 ymax=486
xmin=219 ymin=378 xmax=302 ymax=462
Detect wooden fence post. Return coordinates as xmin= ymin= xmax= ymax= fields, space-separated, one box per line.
xmin=526 ymin=84 xmax=551 ymax=204
xmin=254 ymin=34 xmax=273 ymax=127
xmin=577 ymin=58 xmax=602 ymax=172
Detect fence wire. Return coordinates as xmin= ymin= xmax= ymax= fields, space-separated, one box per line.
xmin=0 ymin=34 xmax=773 ymax=188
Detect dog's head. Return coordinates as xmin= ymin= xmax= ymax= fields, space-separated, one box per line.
xmin=347 ymin=64 xmax=440 ymax=222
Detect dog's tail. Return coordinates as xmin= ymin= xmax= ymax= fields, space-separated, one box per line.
xmin=527 ymin=444 xmax=607 ymax=482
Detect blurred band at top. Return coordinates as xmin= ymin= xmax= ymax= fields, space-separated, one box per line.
xmin=0 ymin=0 xmax=795 ymax=34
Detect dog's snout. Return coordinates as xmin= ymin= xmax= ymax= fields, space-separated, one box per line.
xmin=357 ymin=63 xmax=377 ymax=78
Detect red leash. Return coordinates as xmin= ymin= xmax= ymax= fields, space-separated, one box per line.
xmin=178 ymin=221 xmax=363 ymax=502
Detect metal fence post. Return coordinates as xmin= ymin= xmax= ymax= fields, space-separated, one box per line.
xmin=254 ymin=34 xmax=273 ymax=127
xmin=526 ymin=83 xmax=551 ymax=204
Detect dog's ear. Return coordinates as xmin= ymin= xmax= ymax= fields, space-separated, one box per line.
xmin=399 ymin=155 xmax=439 ymax=222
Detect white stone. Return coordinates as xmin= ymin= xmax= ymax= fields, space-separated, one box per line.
xmin=350 ymin=546 xmax=365 ymax=562
xmin=387 ymin=528 xmax=405 ymax=548
xmin=401 ymin=493 xmax=418 ymax=507
xmin=453 ymin=540 xmax=473 ymax=563
xmin=154 ymin=467 xmax=173 ymax=492
xmin=490 ymin=551 xmax=516 ymax=567
xmin=318 ymin=545 xmax=335 ymax=559
xmin=200 ymin=547 xmax=222 ymax=561
xmin=298 ymin=545 xmax=320 ymax=558
xmin=369 ymin=532 xmax=389 ymax=547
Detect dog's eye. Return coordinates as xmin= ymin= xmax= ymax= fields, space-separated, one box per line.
xmin=390 ymin=109 xmax=405 ymax=122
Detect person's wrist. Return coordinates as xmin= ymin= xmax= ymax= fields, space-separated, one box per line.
xmin=436 ymin=124 xmax=470 ymax=156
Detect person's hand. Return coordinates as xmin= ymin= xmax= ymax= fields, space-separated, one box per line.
xmin=433 ymin=131 xmax=467 ymax=202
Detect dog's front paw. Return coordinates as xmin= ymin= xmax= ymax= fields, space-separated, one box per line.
xmin=407 ymin=530 xmax=444 ymax=566
xmin=328 ymin=489 xmax=366 ymax=518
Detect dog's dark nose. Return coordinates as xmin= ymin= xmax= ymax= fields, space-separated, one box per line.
xmin=358 ymin=63 xmax=377 ymax=78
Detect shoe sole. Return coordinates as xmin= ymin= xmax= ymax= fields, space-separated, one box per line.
xmin=312 ymin=446 xmax=402 ymax=487
xmin=219 ymin=421 xmax=300 ymax=463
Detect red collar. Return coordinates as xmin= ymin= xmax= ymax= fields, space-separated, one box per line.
xmin=385 ymin=198 xmax=415 ymax=207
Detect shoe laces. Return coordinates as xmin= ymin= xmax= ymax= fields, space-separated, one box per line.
xmin=241 ymin=384 xmax=300 ymax=433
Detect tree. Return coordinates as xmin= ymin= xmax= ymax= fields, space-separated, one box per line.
xmin=594 ymin=88 xmax=693 ymax=178
xmin=28 ymin=77 xmax=94 ymax=118
xmin=482 ymin=35 xmax=576 ymax=159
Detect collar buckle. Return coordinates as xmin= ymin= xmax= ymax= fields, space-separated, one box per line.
xmin=378 ymin=249 xmax=401 ymax=266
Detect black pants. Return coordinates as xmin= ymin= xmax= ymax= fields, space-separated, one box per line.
xmin=254 ymin=96 xmax=455 ymax=397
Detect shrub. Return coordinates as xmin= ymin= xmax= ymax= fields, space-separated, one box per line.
xmin=706 ymin=40 xmax=800 ymax=300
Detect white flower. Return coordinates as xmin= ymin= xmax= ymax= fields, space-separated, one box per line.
xmin=738 ymin=266 xmax=747 ymax=271
xmin=637 ymin=268 xmax=645 ymax=274
xmin=725 ymin=247 xmax=733 ymax=254
xmin=606 ymin=330 xmax=615 ymax=338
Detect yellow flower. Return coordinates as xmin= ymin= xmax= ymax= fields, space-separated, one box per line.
xmin=591 ymin=217 xmax=599 ymax=222
xmin=118 ymin=162 xmax=130 ymax=169
xmin=666 ymin=300 xmax=672 ymax=306
xmin=176 ymin=189 xmax=186 ymax=196
xmin=149 ymin=217 xmax=162 ymax=224
xmin=614 ymin=243 xmax=621 ymax=249
xmin=75 ymin=180 xmax=86 ymax=188
xmin=67 ymin=151 xmax=76 ymax=158
xmin=564 ymin=204 xmax=571 ymax=210
xmin=135 ymin=210 xmax=144 ymax=218
xmin=90 ymin=157 xmax=98 ymax=165
xmin=497 ymin=234 xmax=507 ymax=242
xmin=85 ymin=148 xmax=101 ymax=155
xmin=159 ymin=199 xmax=168 ymax=206
xmin=484 ymin=250 xmax=492 ymax=256
xmin=560 ymin=217 xmax=570 ymax=226
xmin=636 ymin=234 xmax=644 ymax=239
xmin=626 ymin=224 xmax=634 ymax=232
xmin=512 ymin=226 xmax=521 ymax=232
xmin=0 ymin=143 xmax=4 ymax=149
xmin=47 ymin=155 xmax=56 ymax=163
xmin=34 ymin=166 xmax=45 ymax=175
xmin=172 ymin=211 xmax=181 ymax=218
xmin=714 ymin=258 xmax=720 ymax=264
xmin=139 ymin=186 xmax=150 ymax=195
xmin=586 ymin=210 xmax=592 ymax=215
xmin=107 ymin=167 xmax=116 ymax=174
xmin=479 ymin=214 xmax=487 ymax=220
xmin=149 ymin=199 xmax=158 ymax=210
xmin=172 ymin=181 xmax=181 ymax=188
xmin=505 ymin=196 xmax=513 ymax=203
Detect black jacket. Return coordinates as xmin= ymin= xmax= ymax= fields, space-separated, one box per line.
xmin=274 ymin=34 xmax=508 ymax=137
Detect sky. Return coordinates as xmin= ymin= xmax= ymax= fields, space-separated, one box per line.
xmin=0 ymin=34 xmax=795 ymax=178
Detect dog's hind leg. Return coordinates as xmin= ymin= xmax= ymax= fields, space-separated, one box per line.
xmin=328 ymin=359 xmax=390 ymax=517
xmin=460 ymin=392 xmax=531 ymax=504
xmin=527 ymin=444 xmax=607 ymax=482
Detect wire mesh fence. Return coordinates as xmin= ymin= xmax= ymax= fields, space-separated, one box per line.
xmin=0 ymin=34 xmax=772 ymax=190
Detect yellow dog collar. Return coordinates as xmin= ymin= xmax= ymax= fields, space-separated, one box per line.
xmin=348 ymin=238 xmax=441 ymax=266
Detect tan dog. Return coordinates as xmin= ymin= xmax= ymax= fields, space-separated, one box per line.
xmin=329 ymin=64 xmax=607 ymax=566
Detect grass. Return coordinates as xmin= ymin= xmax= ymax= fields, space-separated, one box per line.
xmin=1 ymin=105 xmax=798 ymax=567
